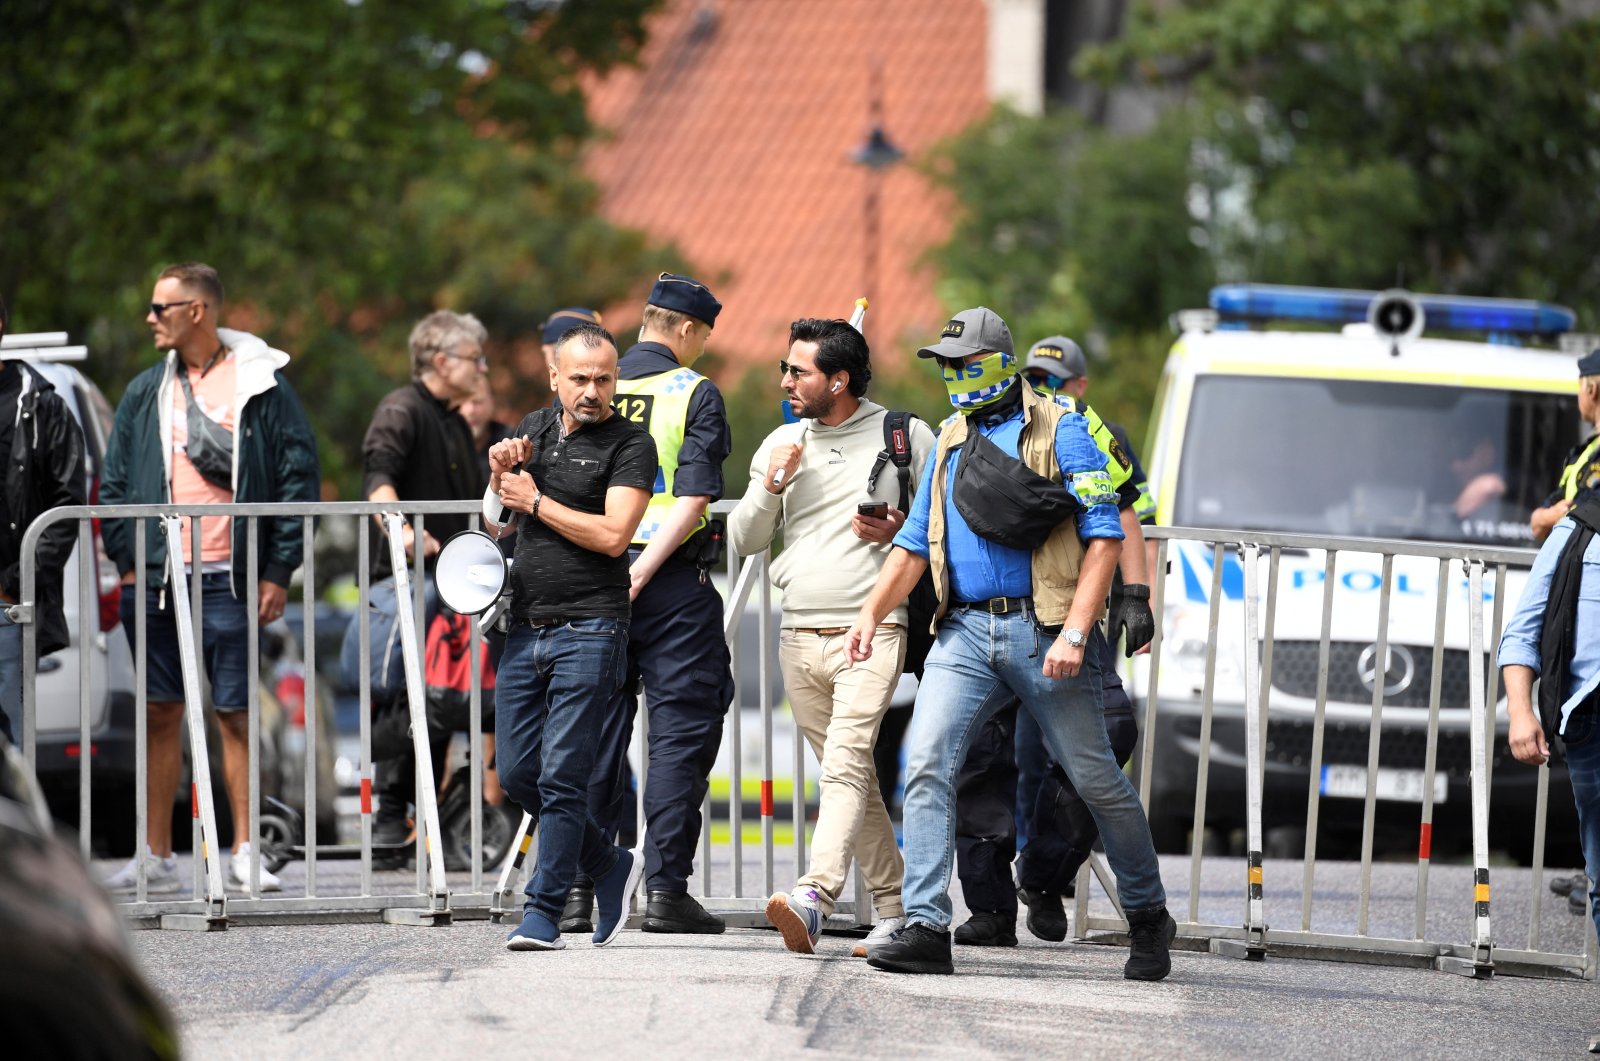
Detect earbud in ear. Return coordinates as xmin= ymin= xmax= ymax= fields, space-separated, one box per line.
xmin=832 ymin=382 xmax=842 ymax=393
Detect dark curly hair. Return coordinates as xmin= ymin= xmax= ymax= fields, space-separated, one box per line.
xmin=788 ymin=317 xmax=871 ymax=398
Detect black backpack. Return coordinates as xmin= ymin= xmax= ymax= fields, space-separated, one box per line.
xmin=867 ymin=411 xmax=938 ymax=678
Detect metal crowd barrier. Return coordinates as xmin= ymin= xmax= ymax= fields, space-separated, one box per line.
xmin=17 ymin=501 xmax=487 ymax=929
xmin=1066 ymin=525 xmax=1598 ymax=980
xmin=17 ymin=498 xmax=1595 ymax=975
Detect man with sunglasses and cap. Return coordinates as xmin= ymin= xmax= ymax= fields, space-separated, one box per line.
xmin=844 ymin=306 xmax=1174 ymax=979
xmin=947 ymin=334 xmax=1160 ymax=947
xmin=562 ymin=273 xmax=735 ymax=936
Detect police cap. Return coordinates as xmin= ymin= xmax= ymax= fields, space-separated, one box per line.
xmin=541 ymin=307 xmax=603 ymax=345
xmin=1579 ymin=348 xmax=1600 ymax=377
xmin=647 ymin=273 xmax=722 ymax=327
xmin=1024 ymin=336 xmax=1088 ymax=380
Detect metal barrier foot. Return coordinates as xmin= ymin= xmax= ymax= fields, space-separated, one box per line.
xmin=158 ymin=912 xmax=228 ymax=932
xmin=1210 ymin=937 xmax=1266 ymax=962
xmin=1436 ymin=953 xmax=1494 ymax=979
xmin=382 ymin=906 xmax=453 ymax=927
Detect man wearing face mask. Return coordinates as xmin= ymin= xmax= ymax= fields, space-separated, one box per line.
xmin=729 ymin=317 xmax=935 ymax=956
xmin=844 ymin=306 xmax=1174 ymax=979
xmin=947 ymin=336 xmax=1159 ymax=947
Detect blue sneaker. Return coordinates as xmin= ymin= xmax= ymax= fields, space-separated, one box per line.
xmin=506 ymin=907 xmax=565 ymax=951
xmin=591 ymin=848 xmax=644 ymax=947
xmin=765 ymin=886 xmax=823 ymax=954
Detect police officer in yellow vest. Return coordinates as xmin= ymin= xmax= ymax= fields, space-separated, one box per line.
xmin=1532 ymin=348 xmax=1600 ymax=543
xmin=563 ymin=272 xmax=735 ymax=936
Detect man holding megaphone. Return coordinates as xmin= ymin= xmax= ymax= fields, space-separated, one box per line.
xmin=481 ymin=322 xmax=659 ymax=952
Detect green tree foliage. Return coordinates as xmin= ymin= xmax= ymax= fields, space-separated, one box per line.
xmin=1 ymin=0 xmax=665 ymax=495
xmin=923 ymin=0 xmax=1600 ymax=453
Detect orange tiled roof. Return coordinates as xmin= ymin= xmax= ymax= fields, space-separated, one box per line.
xmin=583 ymin=0 xmax=990 ymax=375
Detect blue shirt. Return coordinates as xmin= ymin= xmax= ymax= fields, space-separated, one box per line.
xmin=892 ymin=405 xmax=1123 ymax=603
xmin=1498 ymin=516 xmax=1600 ymax=736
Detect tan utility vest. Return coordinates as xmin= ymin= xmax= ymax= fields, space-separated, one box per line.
xmin=926 ymin=382 xmax=1087 ymax=629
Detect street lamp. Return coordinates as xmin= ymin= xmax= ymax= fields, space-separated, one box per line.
xmin=850 ymin=57 xmax=902 ymax=343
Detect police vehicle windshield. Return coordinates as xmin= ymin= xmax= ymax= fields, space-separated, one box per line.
xmin=1174 ymin=376 xmax=1576 ymax=547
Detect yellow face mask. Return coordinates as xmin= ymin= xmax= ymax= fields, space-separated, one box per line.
xmin=941 ymin=351 xmax=1018 ymax=411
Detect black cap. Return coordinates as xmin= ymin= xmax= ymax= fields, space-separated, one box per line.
xmin=647 ymin=273 xmax=721 ymax=327
xmin=541 ymin=307 xmax=602 ymax=345
xmin=1580 ymin=349 xmax=1600 ymax=377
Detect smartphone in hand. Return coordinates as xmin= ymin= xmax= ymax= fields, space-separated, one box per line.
xmin=857 ymin=501 xmax=888 ymax=519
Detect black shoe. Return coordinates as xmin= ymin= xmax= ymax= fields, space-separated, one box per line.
xmin=371 ymin=811 xmax=411 ymax=871
xmin=1551 ymin=872 xmax=1586 ymax=897
xmin=953 ymin=910 xmax=1017 ymax=947
xmin=1571 ymin=888 xmax=1590 ymax=916
xmin=1123 ymin=906 xmax=1177 ymax=981
xmin=867 ymin=921 xmax=954 ymax=974
xmin=1018 ymin=888 xmax=1068 ymax=943
xmin=641 ymin=890 xmax=725 ymax=934
xmin=560 ymin=881 xmax=595 ymax=934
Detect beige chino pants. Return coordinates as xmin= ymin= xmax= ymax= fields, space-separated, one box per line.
xmin=779 ymin=624 xmax=906 ymax=918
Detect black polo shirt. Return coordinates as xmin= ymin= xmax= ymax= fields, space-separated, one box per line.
xmin=361 ymin=381 xmax=483 ymax=581
xmin=507 ymin=408 xmax=658 ymax=621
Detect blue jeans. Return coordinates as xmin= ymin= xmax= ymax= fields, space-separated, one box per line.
xmin=1562 ymin=712 xmax=1600 ymax=945
xmin=901 ymin=607 xmax=1166 ymax=929
xmin=495 ymin=617 xmax=629 ymax=922
xmin=0 ymin=610 xmax=19 ymax=745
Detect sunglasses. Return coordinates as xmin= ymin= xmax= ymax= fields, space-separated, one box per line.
xmin=149 ymin=300 xmax=201 ymax=317
xmin=1026 ymin=371 xmax=1068 ymax=390
xmin=778 ymin=359 xmax=815 ymax=380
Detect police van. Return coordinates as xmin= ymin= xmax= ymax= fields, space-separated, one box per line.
xmin=1131 ymin=284 xmax=1591 ymax=862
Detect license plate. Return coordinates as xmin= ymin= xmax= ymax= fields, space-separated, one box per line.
xmin=1319 ymin=764 xmax=1447 ymax=803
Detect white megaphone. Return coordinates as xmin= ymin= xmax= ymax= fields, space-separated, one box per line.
xmin=435 ymin=530 xmax=511 ymax=616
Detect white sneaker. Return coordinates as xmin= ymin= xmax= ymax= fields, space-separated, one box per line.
xmin=230 ymin=842 xmax=283 ymax=894
xmin=104 ymin=847 xmax=182 ymax=895
xmin=765 ymin=886 xmax=823 ymax=954
xmin=852 ymin=915 xmax=907 ymax=958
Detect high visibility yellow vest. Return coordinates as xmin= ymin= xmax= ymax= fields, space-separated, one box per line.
xmin=613 ymin=367 xmax=708 ymax=546
xmin=1561 ymin=435 xmax=1600 ymax=503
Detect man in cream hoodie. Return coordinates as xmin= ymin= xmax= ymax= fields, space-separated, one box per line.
xmin=729 ymin=317 xmax=934 ymax=956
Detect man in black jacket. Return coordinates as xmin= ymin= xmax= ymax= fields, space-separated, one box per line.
xmin=358 ymin=309 xmax=487 ymax=864
xmin=0 ymin=293 xmax=88 ymax=747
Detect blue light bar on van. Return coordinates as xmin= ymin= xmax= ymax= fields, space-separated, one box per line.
xmin=1210 ymin=284 xmax=1576 ymax=336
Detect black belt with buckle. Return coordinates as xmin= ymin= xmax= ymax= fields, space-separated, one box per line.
xmin=954 ymin=595 xmax=1032 ymax=615
xmin=515 ymin=615 xmax=564 ymax=628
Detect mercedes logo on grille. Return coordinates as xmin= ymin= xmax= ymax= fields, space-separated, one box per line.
xmin=1356 ymin=643 xmax=1416 ymax=697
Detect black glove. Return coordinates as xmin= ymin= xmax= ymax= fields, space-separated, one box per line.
xmin=1114 ymin=583 xmax=1154 ymax=657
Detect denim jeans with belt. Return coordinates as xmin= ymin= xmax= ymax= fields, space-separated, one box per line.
xmin=1561 ymin=709 xmax=1600 ymax=945
xmin=495 ymin=617 xmax=629 ymax=922
xmin=900 ymin=606 xmax=1166 ymax=929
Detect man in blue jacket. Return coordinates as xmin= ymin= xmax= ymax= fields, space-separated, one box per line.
xmin=101 ymin=262 xmax=320 ymax=897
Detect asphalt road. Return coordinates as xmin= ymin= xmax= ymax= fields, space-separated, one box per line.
xmin=126 ymin=853 xmax=1599 ymax=1060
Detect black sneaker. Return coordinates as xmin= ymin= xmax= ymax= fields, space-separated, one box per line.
xmin=953 ymin=910 xmax=1017 ymax=947
xmin=1123 ymin=906 xmax=1177 ymax=981
xmin=1018 ymin=888 xmax=1068 ymax=943
xmin=1570 ymin=889 xmax=1590 ymax=916
xmin=1551 ymin=872 xmax=1586 ymax=897
xmin=867 ymin=921 xmax=954 ymax=974
xmin=560 ymin=880 xmax=595 ymax=934
xmin=641 ymin=890 xmax=726 ymax=934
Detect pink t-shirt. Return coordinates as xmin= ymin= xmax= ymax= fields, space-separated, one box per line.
xmin=170 ymin=353 xmax=236 ymax=567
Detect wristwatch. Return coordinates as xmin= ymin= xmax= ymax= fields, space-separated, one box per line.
xmin=1061 ymin=628 xmax=1086 ymax=648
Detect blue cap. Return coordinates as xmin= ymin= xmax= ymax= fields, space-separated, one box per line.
xmin=541 ymin=307 xmax=602 ymax=345
xmin=647 ymin=273 xmax=721 ymax=327
xmin=1580 ymin=349 xmax=1600 ymax=377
